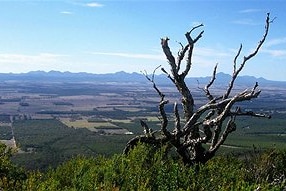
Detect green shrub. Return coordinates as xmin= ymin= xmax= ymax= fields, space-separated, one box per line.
xmin=0 ymin=144 xmax=27 ymax=191
xmin=19 ymin=144 xmax=286 ymax=190
xmin=244 ymin=148 xmax=286 ymax=188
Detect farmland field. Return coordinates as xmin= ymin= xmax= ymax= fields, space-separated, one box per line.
xmin=0 ymin=76 xmax=285 ymax=170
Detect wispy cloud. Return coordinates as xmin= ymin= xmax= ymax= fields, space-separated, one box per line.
xmin=60 ymin=11 xmax=73 ymax=15
xmin=85 ymin=2 xmax=104 ymax=7
xmin=195 ymin=47 xmax=230 ymax=58
xmin=191 ymin=47 xmax=232 ymax=70
xmin=261 ymin=37 xmax=286 ymax=58
xmin=232 ymin=19 xmax=260 ymax=26
xmin=0 ymin=53 xmax=68 ymax=64
xmin=90 ymin=52 xmax=165 ymax=60
xmin=91 ymin=47 xmax=230 ymax=61
xmin=264 ymin=37 xmax=286 ymax=48
xmin=239 ymin=9 xmax=262 ymax=14
xmin=261 ymin=49 xmax=286 ymax=57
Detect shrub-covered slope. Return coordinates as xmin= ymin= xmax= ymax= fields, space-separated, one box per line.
xmin=1 ymin=143 xmax=286 ymax=191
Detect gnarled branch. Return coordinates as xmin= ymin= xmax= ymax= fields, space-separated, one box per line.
xmin=125 ymin=13 xmax=273 ymax=166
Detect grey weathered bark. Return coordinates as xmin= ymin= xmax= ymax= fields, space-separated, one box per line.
xmin=124 ymin=13 xmax=273 ymax=165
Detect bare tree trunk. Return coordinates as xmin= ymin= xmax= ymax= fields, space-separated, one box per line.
xmin=124 ymin=13 xmax=273 ymax=165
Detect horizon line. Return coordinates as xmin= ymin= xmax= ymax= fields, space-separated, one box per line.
xmin=0 ymin=70 xmax=285 ymax=82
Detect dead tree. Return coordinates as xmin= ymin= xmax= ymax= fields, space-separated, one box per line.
xmin=124 ymin=13 xmax=273 ymax=165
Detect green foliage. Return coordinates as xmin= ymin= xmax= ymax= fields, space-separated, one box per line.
xmin=0 ymin=126 xmax=12 ymax=139
xmin=0 ymin=143 xmax=27 ymax=191
xmin=12 ymin=119 xmax=130 ymax=170
xmin=10 ymin=115 xmax=286 ymax=171
xmin=2 ymin=142 xmax=286 ymax=190
xmin=20 ymin=144 xmax=285 ymax=191
xmin=244 ymin=147 xmax=286 ymax=188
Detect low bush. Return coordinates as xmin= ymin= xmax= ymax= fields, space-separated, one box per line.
xmin=19 ymin=144 xmax=285 ymax=191
xmin=1 ymin=142 xmax=286 ymax=190
xmin=0 ymin=144 xmax=27 ymax=191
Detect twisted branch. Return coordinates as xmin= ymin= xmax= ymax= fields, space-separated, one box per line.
xmin=125 ymin=13 xmax=273 ymax=165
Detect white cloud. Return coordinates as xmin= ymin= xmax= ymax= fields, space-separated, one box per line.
xmin=91 ymin=46 xmax=230 ymax=62
xmin=261 ymin=49 xmax=286 ymax=57
xmin=259 ymin=38 xmax=286 ymax=57
xmin=85 ymin=2 xmax=104 ymax=7
xmin=0 ymin=53 xmax=68 ymax=64
xmin=90 ymin=52 xmax=165 ymax=60
xmin=232 ymin=19 xmax=260 ymax=26
xmin=0 ymin=53 xmax=71 ymax=73
xmin=264 ymin=37 xmax=286 ymax=48
xmin=60 ymin=11 xmax=73 ymax=15
xmin=195 ymin=47 xmax=230 ymax=58
xmin=239 ymin=9 xmax=262 ymax=14
xmin=190 ymin=47 xmax=232 ymax=73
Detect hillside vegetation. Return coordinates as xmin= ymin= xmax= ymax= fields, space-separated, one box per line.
xmin=1 ymin=143 xmax=286 ymax=191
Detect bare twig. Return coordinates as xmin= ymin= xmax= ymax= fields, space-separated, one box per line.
xmin=183 ymin=24 xmax=204 ymax=78
xmin=204 ymin=63 xmax=218 ymax=100
xmin=233 ymin=44 xmax=242 ymax=74
xmin=142 ymin=68 xmax=171 ymax=137
xmin=161 ymin=67 xmax=175 ymax=83
xmin=125 ymin=13 xmax=273 ymax=165
xmin=142 ymin=67 xmax=165 ymax=100
xmin=224 ymin=13 xmax=271 ymax=99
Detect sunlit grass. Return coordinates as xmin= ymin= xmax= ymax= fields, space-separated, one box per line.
xmin=60 ymin=118 xmax=117 ymax=128
xmin=110 ymin=119 xmax=132 ymax=123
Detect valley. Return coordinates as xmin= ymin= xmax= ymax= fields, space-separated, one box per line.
xmin=0 ymin=71 xmax=285 ymax=170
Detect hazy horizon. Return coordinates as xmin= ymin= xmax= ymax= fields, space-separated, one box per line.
xmin=0 ymin=1 xmax=285 ymax=81
xmin=0 ymin=69 xmax=285 ymax=82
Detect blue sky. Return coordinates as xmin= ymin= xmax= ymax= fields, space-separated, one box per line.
xmin=0 ymin=1 xmax=285 ymax=81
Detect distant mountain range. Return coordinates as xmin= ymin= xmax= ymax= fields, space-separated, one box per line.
xmin=0 ymin=70 xmax=285 ymax=87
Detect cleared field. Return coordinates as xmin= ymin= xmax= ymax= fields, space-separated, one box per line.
xmin=116 ymin=107 xmax=145 ymax=112
xmin=110 ymin=119 xmax=133 ymax=123
xmin=145 ymin=116 xmax=161 ymax=121
xmin=0 ymin=77 xmax=285 ymax=171
xmin=60 ymin=118 xmax=118 ymax=128
xmin=59 ymin=117 xmax=133 ymax=135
